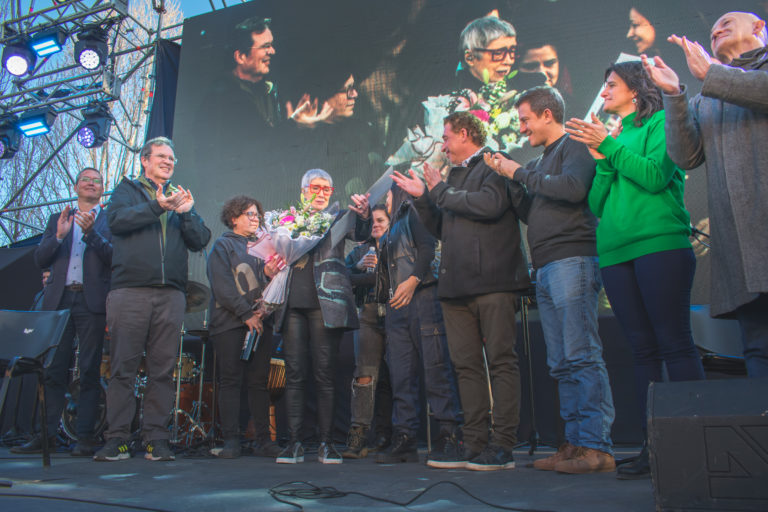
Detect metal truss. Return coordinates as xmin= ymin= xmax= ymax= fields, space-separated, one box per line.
xmin=0 ymin=0 xmax=183 ymax=244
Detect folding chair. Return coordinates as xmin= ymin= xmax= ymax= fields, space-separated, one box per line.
xmin=0 ymin=309 xmax=71 ymax=467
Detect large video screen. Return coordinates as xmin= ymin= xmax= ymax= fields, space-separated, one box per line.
xmin=172 ymin=0 xmax=765 ymax=303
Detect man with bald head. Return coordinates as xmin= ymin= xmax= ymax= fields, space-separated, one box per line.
xmin=641 ymin=11 xmax=768 ymax=378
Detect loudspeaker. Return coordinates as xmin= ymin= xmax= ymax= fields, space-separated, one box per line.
xmin=648 ymin=379 xmax=768 ymax=512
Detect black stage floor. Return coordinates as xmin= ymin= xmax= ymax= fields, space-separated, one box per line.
xmin=0 ymin=445 xmax=654 ymax=512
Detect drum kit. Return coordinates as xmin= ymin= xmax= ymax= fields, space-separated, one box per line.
xmin=61 ymin=281 xmax=287 ymax=447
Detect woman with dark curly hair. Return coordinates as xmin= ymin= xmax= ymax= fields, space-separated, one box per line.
xmin=206 ymin=195 xmax=283 ymax=458
xmin=565 ymin=61 xmax=704 ymax=479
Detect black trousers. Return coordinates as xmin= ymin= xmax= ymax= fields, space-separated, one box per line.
xmin=282 ymin=307 xmax=343 ymax=442
xmin=212 ymin=325 xmax=274 ymax=440
xmin=44 ymin=289 xmax=105 ymax=438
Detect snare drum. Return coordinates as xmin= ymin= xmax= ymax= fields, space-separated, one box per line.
xmin=173 ymin=353 xmax=197 ymax=382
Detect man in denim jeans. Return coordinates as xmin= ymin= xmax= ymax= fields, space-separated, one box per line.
xmin=485 ymin=86 xmax=616 ymax=473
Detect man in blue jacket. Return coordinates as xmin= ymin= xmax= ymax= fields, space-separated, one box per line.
xmin=94 ymin=137 xmax=211 ymax=462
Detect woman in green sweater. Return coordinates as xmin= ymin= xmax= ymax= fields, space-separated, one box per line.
xmin=565 ymin=61 xmax=704 ymax=479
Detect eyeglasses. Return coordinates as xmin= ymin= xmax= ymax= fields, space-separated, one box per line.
xmin=519 ymin=58 xmax=558 ymax=72
xmin=474 ymin=45 xmax=517 ymax=62
xmin=338 ymin=84 xmax=357 ymax=98
xmin=151 ymin=154 xmax=178 ymax=164
xmin=78 ymin=177 xmax=103 ymax=184
xmin=244 ymin=211 xmax=261 ymax=220
xmin=307 ymin=184 xmax=334 ymax=195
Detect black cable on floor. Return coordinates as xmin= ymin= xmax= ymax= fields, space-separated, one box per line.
xmin=269 ymin=480 xmax=557 ymax=512
xmin=0 ymin=493 xmax=173 ymax=511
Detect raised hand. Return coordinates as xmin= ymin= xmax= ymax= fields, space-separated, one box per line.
xmin=174 ymin=186 xmax=195 ymax=213
xmin=483 ymin=152 xmax=521 ymax=179
xmin=422 ymin=162 xmax=444 ymax=191
xmin=641 ymin=54 xmax=681 ymax=94
xmin=391 ymin=169 xmax=426 ymax=198
xmin=74 ymin=209 xmax=96 ymax=234
xmin=56 ymin=205 xmax=74 ymax=239
xmin=667 ymin=35 xmax=718 ymax=81
xmin=287 ymin=94 xmax=335 ymax=128
xmin=349 ymin=193 xmax=371 ymax=219
xmin=565 ymin=113 xmax=609 ymax=149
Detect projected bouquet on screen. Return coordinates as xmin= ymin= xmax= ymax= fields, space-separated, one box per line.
xmin=387 ymin=73 xmax=525 ymax=175
xmin=247 ymin=196 xmax=336 ymax=308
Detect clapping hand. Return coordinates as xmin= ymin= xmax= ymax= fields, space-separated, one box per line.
xmin=56 ymin=205 xmax=74 ymax=239
xmin=74 ymin=209 xmax=96 ymax=234
xmin=483 ymin=152 xmax=521 ymax=179
xmin=391 ymin=169 xmax=426 ymax=198
xmin=668 ymin=35 xmax=719 ymax=81
xmin=565 ymin=113 xmax=609 ymax=159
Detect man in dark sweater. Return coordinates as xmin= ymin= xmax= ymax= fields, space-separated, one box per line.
xmin=484 ymin=86 xmax=615 ymax=474
xmin=393 ymin=111 xmax=530 ymax=471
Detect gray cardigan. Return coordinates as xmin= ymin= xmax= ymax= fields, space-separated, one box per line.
xmin=662 ymin=46 xmax=768 ymax=317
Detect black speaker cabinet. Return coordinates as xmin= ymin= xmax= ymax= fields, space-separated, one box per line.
xmin=648 ymin=379 xmax=768 ymax=512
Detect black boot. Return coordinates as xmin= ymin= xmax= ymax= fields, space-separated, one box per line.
xmin=376 ymin=433 xmax=418 ymax=463
xmin=617 ymin=442 xmax=650 ymax=479
xmin=342 ymin=425 xmax=369 ymax=459
xmin=10 ymin=434 xmax=56 ymax=454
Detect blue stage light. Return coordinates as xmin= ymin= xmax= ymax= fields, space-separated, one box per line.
xmin=30 ymin=28 xmax=67 ymax=58
xmin=17 ymin=108 xmax=57 ymax=137
xmin=0 ymin=115 xmax=21 ymax=159
xmin=2 ymin=40 xmax=37 ymax=76
xmin=76 ymin=103 xmax=112 ymax=148
xmin=75 ymin=27 xmax=108 ymax=70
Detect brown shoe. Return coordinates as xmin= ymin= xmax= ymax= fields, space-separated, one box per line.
xmin=554 ymin=447 xmax=616 ymax=474
xmin=533 ymin=442 xmax=577 ymax=471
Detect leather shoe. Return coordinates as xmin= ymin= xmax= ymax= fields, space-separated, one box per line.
xmin=70 ymin=439 xmax=99 ymax=457
xmin=10 ymin=434 xmax=56 ymax=454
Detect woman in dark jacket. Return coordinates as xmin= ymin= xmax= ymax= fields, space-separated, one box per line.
xmin=275 ymin=169 xmax=371 ymax=465
xmin=206 ymin=195 xmax=281 ymax=458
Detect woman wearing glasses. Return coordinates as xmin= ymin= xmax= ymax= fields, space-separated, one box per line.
xmin=206 ymin=195 xmax=283 ymax=459
xmin=275 ymin=169 xmax=371 ymax=465
xmin=565 ymin=61 xmax=704 ymax=479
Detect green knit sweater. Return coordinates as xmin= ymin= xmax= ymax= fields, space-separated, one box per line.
xmin=588 ymin=110 xmax=691 ymax=268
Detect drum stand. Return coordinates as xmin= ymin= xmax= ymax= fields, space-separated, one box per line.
xmin=518 ymin=290 xmax=541 ymax=455
xmin=171 ymin=326 xmax=211 ymax=446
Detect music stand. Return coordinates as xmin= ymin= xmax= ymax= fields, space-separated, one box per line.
xmin=0 ymin=309 xmax=71 ymax=467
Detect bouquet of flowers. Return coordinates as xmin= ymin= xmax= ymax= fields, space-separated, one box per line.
xmin=248 ymin=194 xmax=337 ymax=308
xmin=386 ymin=71 xmax=527 ymax=176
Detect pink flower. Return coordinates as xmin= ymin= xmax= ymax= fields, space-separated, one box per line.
xmin=470 ymin=109 xmax=490 ymax=123
xmin=279 ymin=215 xmax=295 ymax=225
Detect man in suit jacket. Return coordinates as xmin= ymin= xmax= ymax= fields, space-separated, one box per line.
xmin=12 ymin=167 xmax=112 ymax=456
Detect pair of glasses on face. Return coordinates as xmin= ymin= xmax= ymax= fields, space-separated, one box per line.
xmin=338 ymin=84 xmax=357 ymax=98
xmin=307 ymin=184 xmax=334 ymax=195
xmin=79 ymin=177 xmax=103 ymax=184
xmin=244 ymin=212 xmax=261 ymax=221
xmin=474 ymin=45 xmax=517 ymax=62
xmin=152 ymin=154 xmax=178 ymax=164
xmin=519 ymin=58 xmax=558 ymax=72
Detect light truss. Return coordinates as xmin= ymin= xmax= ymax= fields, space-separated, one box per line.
xmin=0 ymin=0 xmax=185 ymax=245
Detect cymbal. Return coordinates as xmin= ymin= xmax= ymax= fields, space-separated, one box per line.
xmin=185 ymin=281 xmax=210 ymax=313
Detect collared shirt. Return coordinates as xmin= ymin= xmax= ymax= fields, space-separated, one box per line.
xmin=462 ymin=147 xmax=484 ymax=167
xmin=63 ymin=204 xmax=102 ymax=286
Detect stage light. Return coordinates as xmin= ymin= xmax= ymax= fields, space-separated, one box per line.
xmin=0 ymin=115 xmax=22 ymax=159
xmin=17 ymin=107 xmax=57 ymax=137
xmin=30 ymin=27 xmax=68 ymax=58
xmin=74 ymin=27 xmax=108 ymax=70
xmin=2 ymin=39 xmax=37 ymax=76
xmin=76 ymin=103 xmax=112 ymax=148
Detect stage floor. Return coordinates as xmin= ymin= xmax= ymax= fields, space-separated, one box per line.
xmin=0 ymin=444 xmax=654 ymax=511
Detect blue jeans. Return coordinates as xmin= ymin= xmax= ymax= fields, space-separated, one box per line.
xmin=385 ymin=285 xmax=462 ymax=436
xmin=601 ymin=248 xmax=705 ymax=431
xmin=536 ymin=256 xmax=615 ymax=454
